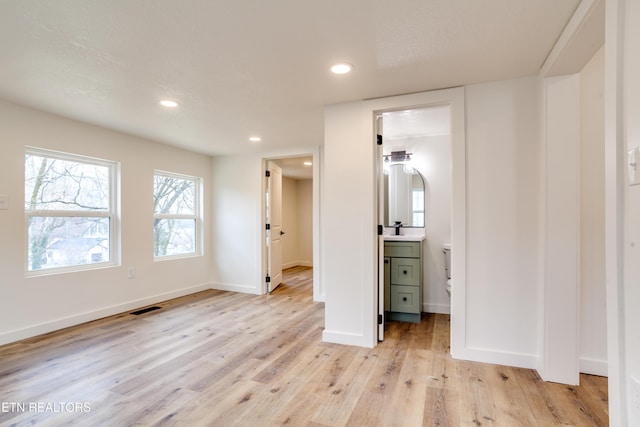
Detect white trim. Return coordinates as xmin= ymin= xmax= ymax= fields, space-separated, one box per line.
xmin=580 ymin=357 xmax=609 ymax=377
xmin=282 ymin=261 xmax=313 ymax=269
xmin=312 ymin=146 xmax=323 ymax=302
xmin=540 ymin=0 xmax=603 ymax=77
xmin=260 ymin=147 xmax=321 ymax=301
xmin=322 ymin=329 xmax=374 ymax=348
xmin=24 ymin=147 xmax=120 ymax=276
xmin=453 ymin=346 xmax=538 ymax=371
xmin=152 ymin=170 xmax=202 ymax=260
xmin=0 ymin=282 xmax=211 ymax=346
xmin=363 ymin=87 xmax=466 ymax=352
xmin=423 ymin=303 xmax=451 ymax=315
xmin=211 ymin=281 xmax=262 ymax=295
xmin=604 ymin=0 xmax=627 ymax=424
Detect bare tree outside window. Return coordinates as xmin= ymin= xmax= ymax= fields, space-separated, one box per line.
xmin=24 ymin=149 xmax=117 ymax=273
xmin=153 ymin=173 xmax=199 ymax=257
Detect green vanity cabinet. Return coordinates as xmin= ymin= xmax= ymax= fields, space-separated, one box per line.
xmin=384 ymin=240 xmax=422 ymax=323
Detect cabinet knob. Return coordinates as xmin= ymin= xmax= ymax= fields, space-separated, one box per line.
xmin=402 ymin=297 xmax=407 ymax=302
xmin=403 ymin=270 xmax=407 ymax=275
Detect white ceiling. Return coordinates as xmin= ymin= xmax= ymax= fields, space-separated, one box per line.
xmin=382 ymin=106 xmax=451 ymax=140
xmin=270 ymin=156 xmax=314 ymax=180
xmin=0 ymin=0 xmax=583 ymax=156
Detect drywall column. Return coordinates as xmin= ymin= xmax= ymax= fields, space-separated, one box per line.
xmin=540 ymin=74 xmax=581 ymax=385
xmin=322 ymin=101 xmax=377 ymax=348
xmin=579 ymin=47 xmax=608 ymax=377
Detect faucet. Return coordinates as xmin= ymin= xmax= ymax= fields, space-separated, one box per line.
xmin=394 ymin=221 xmax=403 ymax=235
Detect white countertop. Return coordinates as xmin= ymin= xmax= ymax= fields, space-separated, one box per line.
xmin=383 ymin=233 xmax=426 ymax=242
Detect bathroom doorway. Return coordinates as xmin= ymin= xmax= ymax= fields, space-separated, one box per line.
xmin=264 ymin=155 xmax=316 ymax=296
xmin=376 ymin=105 xmax=453 ymax=340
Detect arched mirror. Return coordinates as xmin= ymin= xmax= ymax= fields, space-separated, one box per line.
xmin=384 ymin=163 xmax=425 ymax=227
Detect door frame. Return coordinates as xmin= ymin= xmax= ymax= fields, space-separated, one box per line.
xmin=366 ymin=87 xmax=466 ymax=353
xmin=260 ymin=147 xmax=322 ymax=301
xmin=266 ymin=160 xmax=283 ymax=292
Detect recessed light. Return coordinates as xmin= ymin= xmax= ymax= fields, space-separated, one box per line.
xmin=303 ymin=161 xmax=312 ymax=166
xmin=159 ymin=100 xmax=178 ymax=108
xmin=331 ymin=63 xmax=353 ymax=74
xmin=249 ymin=136 xmax=261 ymax=142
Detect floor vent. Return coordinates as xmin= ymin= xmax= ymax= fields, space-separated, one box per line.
xmin=130 ymin=306 xmax=162 ymax=315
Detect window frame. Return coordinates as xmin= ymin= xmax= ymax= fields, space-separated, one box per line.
xmin=24 ymin=147 xmax=120 ymax=276
xmin=153 ymin=170 xmax=202 ymax=260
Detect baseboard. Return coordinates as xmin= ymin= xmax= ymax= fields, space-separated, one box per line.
xmin=423 ymin=302 xmax=451 ymax=314
xmin=451 ymin=345 xmax=538 ymax=370
xmin=283 ymin=261 xmax=313 ymax=269
xmin=322 ymin=329 xmax=375 ymax=348
xmin=0 ymin=282 xmax=212 ymax=346
xmin=580 ymin=357 xmax=608 ymax=377
xmin=210 ymin=281 xmax=261 ymax=295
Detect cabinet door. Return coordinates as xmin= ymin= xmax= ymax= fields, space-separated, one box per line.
xmin=390 ymin=285 xmax=421 ymax=313
xmin=384 ymin=257 xmax=390 ymax=312
xmin=390 ymin=258 xmax=421 ymax=286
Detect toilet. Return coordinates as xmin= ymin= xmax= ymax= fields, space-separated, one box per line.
xmin=442 ymin=243 xmax=451 ymax=297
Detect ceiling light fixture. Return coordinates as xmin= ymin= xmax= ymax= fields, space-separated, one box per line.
xmin=249 ymin=136 xmax=261 ymax=142
xmin=383 ymin=150 xmax=412 ymax=164
xmin=330 ymin=62 xmax=353 ymax=74
xmin=303 ymin=161 xmax=312 ymax=166
xmin=159 ymin=99 xmax=178 ymax=108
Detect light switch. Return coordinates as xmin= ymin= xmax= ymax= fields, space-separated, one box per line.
xmin=0 ymin=195 xmax=8 ymax=210
xmin=629 ymin=147 xmax=640 ymax=186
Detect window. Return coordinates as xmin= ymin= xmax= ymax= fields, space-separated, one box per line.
xmin=25 ymin=148 xmax=119 ymax=274
xmin=153 ymin=171 xmax=200 ymax=258
xmin=412 ymin=188 xmax=424 ymax=226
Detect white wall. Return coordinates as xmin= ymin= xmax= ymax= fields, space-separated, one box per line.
xmin=297 ymin=179 xmax=313 ymax=266
xmin=322 ymin=101 xmax=378 ymax=347
xmin=322 ymin=89 xmax=465 ymax=349
xmin=210 ymin=155 xmax=263 ymax=294
xmin=281 ymin=177 xmax=313 ymax=269
xmin=384 ymin=134 xmax=452 ymax=314
xmin=323 ymin=83 xmax=544 ymax=369
xmin=464 ymin=77 xmax=540 ymax=367
xmin=579 ymin=46 xmax=608 ymax=376
xmin=0 ymin=99 xmax=212 ymax=345
xmin=282 ymin=177 xmax=300 ymax=268
xmin=210 ymin=151 xmax=319 ymax=299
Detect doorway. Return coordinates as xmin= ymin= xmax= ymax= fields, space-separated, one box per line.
xmin=264 ymin=155 xmax=316 ymax=296
xmin=376 ymin=105 xmax=453 ymax=340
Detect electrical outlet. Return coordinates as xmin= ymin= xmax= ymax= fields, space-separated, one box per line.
xmin=630 ymin=376 xmax=640 ymax=417
xmin=128 ymin=267 xmax=136 ymax=279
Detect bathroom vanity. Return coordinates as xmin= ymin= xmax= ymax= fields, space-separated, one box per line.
xmin=383 ymin=236 xmax=424 ymax=323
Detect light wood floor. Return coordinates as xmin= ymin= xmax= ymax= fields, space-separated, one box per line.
xmin=0 ymin=266 xmax=608 ymax=426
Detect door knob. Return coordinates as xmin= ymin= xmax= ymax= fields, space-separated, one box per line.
xmin=280 ymin=231 xmax=285 ymax=235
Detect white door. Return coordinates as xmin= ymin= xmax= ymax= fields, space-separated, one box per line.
xmin=266 ymin=161 xmax=283 ymax=292
xmin=376 ymin=115 xmax=385 ymax=341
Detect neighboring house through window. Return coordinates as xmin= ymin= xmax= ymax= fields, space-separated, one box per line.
xmin=153 ymin=171 xmax=201 ymax=259
xmin=24 ymin=147 xmax=119 ymax=275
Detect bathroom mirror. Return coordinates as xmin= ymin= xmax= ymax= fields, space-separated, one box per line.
xmin=384 ymin=163 xmax=425 ymax=227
